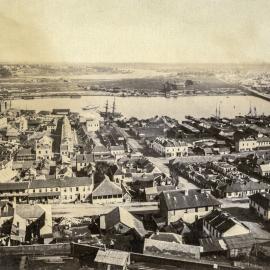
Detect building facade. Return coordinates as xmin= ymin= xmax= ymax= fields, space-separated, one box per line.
xmin=151 ymin=137 xmax=188 ymax=158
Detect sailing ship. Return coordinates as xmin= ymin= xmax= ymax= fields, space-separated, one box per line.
xmin=99 ymin=98 xmax=122 ymax=119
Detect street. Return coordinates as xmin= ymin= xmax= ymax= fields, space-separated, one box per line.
xmin=52 ymin=202 xmax=159 ymax=218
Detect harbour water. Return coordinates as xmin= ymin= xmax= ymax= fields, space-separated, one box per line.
xmin=13 ymin=95 xmax=270 ymax=121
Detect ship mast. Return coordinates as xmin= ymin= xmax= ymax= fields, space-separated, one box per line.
xmin=105 ymin=100 xmax=108 ymax=118
xmin=112 ymin=97 xmax=116 ymax=118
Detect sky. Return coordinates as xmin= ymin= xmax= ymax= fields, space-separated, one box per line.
xmin=0 ymin=0 xmax=270 ymax=63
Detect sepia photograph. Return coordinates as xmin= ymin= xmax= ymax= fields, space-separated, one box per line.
xmin=1 ymin=0 xmax=270 ymax=269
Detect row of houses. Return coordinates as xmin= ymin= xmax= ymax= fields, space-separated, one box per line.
xmin=236 ymin=135 xmax=270 ymax=152
xmin=0 ymin=176 xmax=93 ymax=203
xmin=0 ymin=174 xmax=132 ymax=205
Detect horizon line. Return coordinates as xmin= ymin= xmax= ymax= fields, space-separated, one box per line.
xmin=0 ymin=61 xmax=270 ymax=65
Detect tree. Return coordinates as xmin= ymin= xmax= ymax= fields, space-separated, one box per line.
xmin=0 ymin=66 xmax=12 ymax=78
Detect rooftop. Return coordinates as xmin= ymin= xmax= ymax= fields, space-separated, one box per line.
xmin=94 ymin=249 xmax=129 ymax=267
xmin=160 ymin=189 xmax=220 ymax=211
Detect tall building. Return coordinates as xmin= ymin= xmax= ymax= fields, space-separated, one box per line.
xmin=60 ymin=116 xmax=74 ymax=158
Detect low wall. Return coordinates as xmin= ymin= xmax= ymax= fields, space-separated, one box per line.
xmin=71 ymin=243 xmax=244 ymax=270
xmin=0 ymin=243 xmax=71 ymax=256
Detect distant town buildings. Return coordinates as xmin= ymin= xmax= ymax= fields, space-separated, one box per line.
xmin=151 ymin=137 xmax=188 ymax=157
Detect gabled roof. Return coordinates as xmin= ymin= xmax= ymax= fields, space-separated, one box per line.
xmin=102 ymin=207 xmax=147 ymax=238
xmin=0 ymin=181 xmax=29 ymax=191
xmin=224 ymin=181 xmax=269 ymax=193
xmin=259 ymin=163 xmax=270 ymax=172
xmin=92 ymin=176 xmax=122 ymax=197
xmin=223 ymin=233 xmax=255 ymax=249
xmin=29 ymin=179 xmax=61 ymax=189
xmin=110 ymin=145 xmax=125 ymax=151
xmin=29 ymin=177 xmax=93 ymax=189
xmin=60 ymin=176 xmax=93 ymax=187
xmin=94 ymin=249 xmax=129 ymax=266
xmin=144 ymin=185 xmax=176 ymax=195
xmin=149 ymin=232 xmax=182 ymax=244
xmin=76 ymin=154 xmax=94 ymax=163
xmin=199 ymin=238 xmax=227 ymax=253
xmin=144 ymin=238 xmax=201 ymax=259
xmin=15 ymin=204 xmax=45 ymax=219
xmin=113 ymin=168 xmax=124 ymax=176
xmin=204 ymin=209 xmax=249 ymax=234
xmin=160 ymin=189 xmax=220 ymax=211
xmin=92 ymin=145 xmax=109 ymax=154
xmin=249 ymin=192 xmax=270 ymax=210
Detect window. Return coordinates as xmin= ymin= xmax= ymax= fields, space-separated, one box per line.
xmin=205 ymin=206 xmax=208 ymax=211
xmin=76 ymin=187 xmax=79 ymax=192
xmin=195 ymin=207 xmax=198 ymax=213
xmin=70 ymin=188 xmax=72 ymax=192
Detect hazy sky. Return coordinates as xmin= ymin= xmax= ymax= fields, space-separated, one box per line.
xmin=0 ymin=0 xmax=270 ymax=63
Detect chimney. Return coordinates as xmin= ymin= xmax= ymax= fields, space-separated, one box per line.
xmin=184 ymin=190 xmax=189 ymax=196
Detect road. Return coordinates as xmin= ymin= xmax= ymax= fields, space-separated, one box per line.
xmin=52 ymin=202 xmax=159 ymax=218
xmin=146 ymin=156 xmax=171 ymax=176
xmin=177 ymin=176 xmax=199 ymax=190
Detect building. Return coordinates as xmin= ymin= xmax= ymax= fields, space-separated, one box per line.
xmin=0 ymin=182 xmax=29 ymax=203
xmin=143 ymin=238 xmax=201 ymax=260
xmin=144 ymin=185 xmax=176 ymax=202
xmin=0 ymin=117 xmax=7 ymax=129
xmin=60 ymin=116 xmax=74 ymax=158
xmin=159 ymin=189 xmax=221 ymax=224
xmin=257 ymin=136 xmax=270 ymax=150
xmin=10 ymin=204 xmax=53 ymax=245
xmin=46 ymin=119 xmax=58 ymax=133
xmin=86 ymin=118 xmax=100 ymax=132
xmin=17 ymin=116 xmax=28 ymax=132
xmin=211 ymin=162 xmax=236 ymax=175
xmin=76 ymin=153 xmax=94 ymax=172
xmin=28 ymin=176 xmax=94 ymax=204
xmin=92 ymin=145 xmax=111 ymax=159
xmin=110 ymin=145 xmax=125 ymax=158
xmin=223 ymin=234 xmax=255 ymax=258
xmin=92 ymin=176 xmax=123 ymax=204
xmin=15 ymin=148 xmax=35 ymax=161
xmin=35 ymin=135 xmax=53 ymax=161
xmin=249 ymin=192 xmax=270 ymax=220
xmin=0 ymin=100 xmax=11 ymax=113
xmin=151 ymin=137 xmax=188 ymax=158
xmin=219 ymin=181 xmax=269 ymax=198
xmin=60 ymin=177 xmax=93 ymax=203
xmin=100 ymin=207 xmax=147 ymax=239
xmin=203 ymin=209 xmax=250 ymax=238
xmin=6 ymin=126 xmax=19 ymax=143
xmin=259 ymin=163 xmax=270 ymax=177
xmin=94 ymin=249 xmax=130 ymax=270
xmin=0 ymin=160 xmax=18 ymax=183
xmin=235 ymin=137 xmax=257 ymax=152
xmin=235 ymin=136 xmax=270 ymax=152
xmin=0 ymin=201 xmax=14 ymax=226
